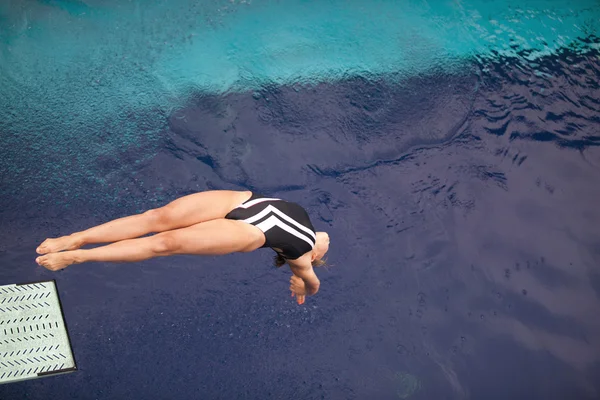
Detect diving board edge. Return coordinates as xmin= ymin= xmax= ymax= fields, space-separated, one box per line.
xmin=0 ymin=279 xmax=78 ymax=384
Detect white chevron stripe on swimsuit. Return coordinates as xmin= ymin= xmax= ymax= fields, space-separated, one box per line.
xmin=242 ymin=205 xmax=317 ymax=242
xmin=254 ymin=215 xmax=315 ymax=249
xmin=238 ymin=197 xmax=282 ymax=209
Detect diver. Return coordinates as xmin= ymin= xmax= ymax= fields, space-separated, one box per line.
xmin=35 ymin=190 xmax=330 ymax=304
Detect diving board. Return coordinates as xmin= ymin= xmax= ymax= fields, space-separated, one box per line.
xmin=0 ymin=280 xmax=77 ymax=384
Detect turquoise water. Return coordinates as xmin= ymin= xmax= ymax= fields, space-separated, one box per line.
xmin=1 ymin=0 xmax=599 ymax=204
xmin=2 ymin=0 xmax=598 ymax=94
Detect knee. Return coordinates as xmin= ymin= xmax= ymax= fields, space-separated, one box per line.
xmin=144 ymin=208 xmax=172 ymax=231
xmin=150 ymin=233 xmax=180 ymax=255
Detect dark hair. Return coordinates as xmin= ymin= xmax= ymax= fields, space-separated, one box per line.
xmin=274 ymin=254 xmax=287 ymax=268
xmin=273 ymin=254 xmax=327 ymax=268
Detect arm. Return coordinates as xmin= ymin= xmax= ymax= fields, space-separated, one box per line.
xmin=288 ymin=252 xmax=321 ymax=296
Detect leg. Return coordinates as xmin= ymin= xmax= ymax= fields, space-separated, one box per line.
xmin=36 ymin=190 xmax=253 ymax=254
xmin=35 ymin=219 xmax=266 ymax=271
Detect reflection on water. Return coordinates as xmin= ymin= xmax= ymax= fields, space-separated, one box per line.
xmin=1 ymin=0 xmax=599 ymax=204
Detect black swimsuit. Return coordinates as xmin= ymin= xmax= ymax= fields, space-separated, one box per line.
xmin=224 ymin=193 xmax=316 ymax=260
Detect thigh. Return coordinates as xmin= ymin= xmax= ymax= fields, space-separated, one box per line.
xmin=159 ymin=190 xmax=252 ymax=229
xmin=161 ymin=219 xmax=266 ymax=256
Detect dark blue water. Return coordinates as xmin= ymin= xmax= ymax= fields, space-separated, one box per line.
xmin=2 ymin=2 xmax=600 ymax=399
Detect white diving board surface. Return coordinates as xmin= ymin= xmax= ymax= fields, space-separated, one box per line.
xmin=0 ymin=280 xmax=77 ymax=384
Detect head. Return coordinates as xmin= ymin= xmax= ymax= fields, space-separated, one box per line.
xmin=310 ymin=231 xmax=330 ymax=267
xmin=273 ymin=231 xmax=330 ymax=268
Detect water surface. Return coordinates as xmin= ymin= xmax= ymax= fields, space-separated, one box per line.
xmin=1 ymin=1 xmax=599 ymax=399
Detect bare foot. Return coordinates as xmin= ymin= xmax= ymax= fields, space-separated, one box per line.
xmin=36 ymin=252 xmax=77 ymax=271
xmin=36 ymin=234 xmax=83 ymax=255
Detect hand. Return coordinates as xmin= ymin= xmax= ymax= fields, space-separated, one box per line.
xmin=289 ymin=275 xmax=306 ymax=305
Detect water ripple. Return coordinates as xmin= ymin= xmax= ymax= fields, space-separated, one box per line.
xmin=473 ymin=46 xmax=600 ymax=149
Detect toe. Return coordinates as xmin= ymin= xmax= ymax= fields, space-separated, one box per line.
xmin=37 ymin=240 xmax=50 ymax=254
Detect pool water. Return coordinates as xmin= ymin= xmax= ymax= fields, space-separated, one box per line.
xmin=1 ymin=1 xmax=599 ymax=399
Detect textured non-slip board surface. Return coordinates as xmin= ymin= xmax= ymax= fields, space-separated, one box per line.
xmin=0 ymin=281 xmax=76 ymax=384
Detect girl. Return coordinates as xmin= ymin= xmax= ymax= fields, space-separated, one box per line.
xmin=35 ymin=190 xmax=330 ymax=304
